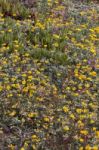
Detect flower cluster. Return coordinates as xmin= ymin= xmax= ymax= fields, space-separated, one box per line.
xmin=0 ymin=0 xmax=99 ymax=149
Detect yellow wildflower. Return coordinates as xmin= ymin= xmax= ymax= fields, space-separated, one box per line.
xmin=70 ymin=114 xmax=75 ymax=120
xmin=28 ymin=112 xmax=37 ymax=118
xmin=85 ymin=145 xmax=91 ymax=150
xmin=92 ymin=146 xmax=98 ymax=150
xmin=79 ymin=138 xmax=84 ymax=143
xmin=44 ymin=117 xmax=50 ymax=122
xmin=76 ymin=109 xmax=82 ymax=114
xmin=79 ymin=147 xmax=84 ymax=150
xmin=96 ymin=131 xmax=99 ymax=138
xmin=0 ymin=85 xmax=3 ymax=91
xmin=80 ymin=130 xmax=88 ymax=135
xmin=9 ymin=111 xmax=16 ymax=117
xmin=63 ymin=126 xmax=69 ymax=131
xmin=89 ymin=71 xmax=97 ymax=76
xmin=63 ymin=106 xmax=69 ymax=113
xmin=20 ymin=148 xmax=25 ymax=150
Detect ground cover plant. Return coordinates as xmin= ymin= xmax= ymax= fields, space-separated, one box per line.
xmin=0 ymin=0 xmax=99 ymax=149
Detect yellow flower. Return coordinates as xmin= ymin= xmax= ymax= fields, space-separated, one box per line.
xmin=87 ymin=77 xmax=92 ymax=81
xmin=83 ymin=109 xmax=88 ymax=113
xmin=22 ymin=80 xmax=26 ymax=85
xmin=74 ymin=93 xmax=79 ymax=96
xmin=92 ymin=146 xmax=98 ymax=150
xmin=76 ymin=28 xmax=81 ymax=31
xmin=48 ymin=0 xmax=52 ymax=5
xmin=0 ymin=30 xmax=4 ymax=33
xmin=90 ymin=48 xmax=96 ymax=55
xmin=75 ymin=73 xmax=79 ymax=77
xmin=12 ymin=84 xmax=16 ymax=88
xmin=6 ymin=85 xmax=11 ymax=90
xmin=8 ymin=29 xmax=12 ymax=32
xmin=80 ymin=11 xmax=85 ymax=16
xmin=0 ymin=85 xmax=3 ymax=91
xmin=93 ymin=127 xmax=96 ymax=131
xmin=81 ymin=102 xmax=87 ymax=107
xmin=0 ymin=13 xmax=3 ymax=17
xmin=83 ymin=59 xmax=87 ymax=62
xmin=79 ymin=138 xmax=84 ymax=143
xmin=79 ymin=147 xmax=84 ymax=150
xmin=28 ymin=112 xmax=37 ymax=118
xmin=44 ymin=117 xmax=50 ymax=122
xmin=63 ymin=106 xmax=69 ymax=113
xmin=89 ymin=29 xmax=94 ymax=32
xmin=96 ymin=131 xmax=99 ymax=138
xmin=13 ymin=13 xmax=17 ymax=16
xmin=53 ymin=42 xmax=59 ymax=47
xmin=12 ymin=103 xmax=18 ymax=109
xmin=53 ymin=34 xmax=60 ymax=39
xmin=85 ymin=83 xmax=90 ymax=88
xmin=89 ymin=71 xmax=97 ymax=76
xmin=28 ymin=70 xmax=32 ymax=74
xmin=23 ymin=87 xmax=28 ymax=92
xmin=7 ymin=93 xmax=13 ymax=97
xmin=9 ymin=111 xmax=16 ymax=117
xmin=80 ymin=130 xmax=88 ymax=135
xmin=85 ymin=145 xmax=91 ymax=150
xmin=15 ymin=83 xmax=20 ymax=89
xmin=44 ymin=44 xmax=47 ymax=48
xmin=24 ymin=142 xmax=28 ymax=148
xmin=11 ymin=77 xmax=16 ymax=82
xmin=36 ymin=22 xmax=45 ymax=30
xmin=24 ymin=53 xmax=29 ymax=57
xmin=8 ymin=144 xmax=15 ymax=150
xmin=66 ymin=87 xmax=70 ymax=90
xmin=63 ymin=126 xmax=69 ymax=131
xmin=20 ymin=148 xmax=25 ymax=150
xmin=90 ymin=120 xmax=95 ymax=124
xmin=28 ymin=76 xmax=33 ymax=80
xmin=72 ymin=87 xmax=76 ymax=91
xmin=32 ymin=135 xmax=37 ymax=139
xmin=14 ymin=44 xmax=19 ymax=48
xmin=31 ymin=135 xmax=40 ymax=142
xmin=70 ymin=114 xmax=75 ymax=120
xmin=76 ymin=109 xmax=82 ymax=114
xmin=77 ymin=120 xmax=84 ymax=127
xmin=78 ymin=85 xmax=82 ymax=89
xmin=79 ymin=75 xmax=86 ymax=80
xmin=22 ymin=74 xmax=27 ymax=77
xmin=94 ymin=26 xmax=99 ymax=33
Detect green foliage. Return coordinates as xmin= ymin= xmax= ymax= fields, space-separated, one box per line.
xmin=0 ymin=0 xmax=30 ymax=19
